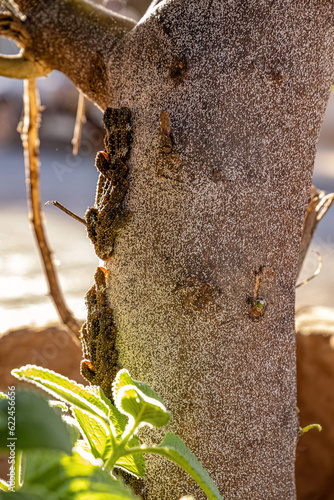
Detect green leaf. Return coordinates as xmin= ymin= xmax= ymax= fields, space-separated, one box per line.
xmin=21 ymin=450 xmax=140 ymax=499
xmin=115 ymin=435 xmax=145 ymax=478
xmin=153 ymin=433 xmax=223 ymax=500
xmin=63 ymin=415 xmax=82 ymax=448
xmin=72 ymin=407 xmax=112 ymax=460
xmin=113 ymin=370 xmax=170 ymax=430
xmin=116 ymin=386 xmax=171 ymax=430
xmin=0 ymin=489 xmax=53 ymax=499
xmin=0 ymin=390 xmax=72 ymax=454
xmin=48 ymin=400 xmax=68 ymax=412
xmin=21 ymin=450 xmax=68 ymax=493
xmin=99 ymin=389 xmax=128 ymax=439
xmin=113 ymin=369 xmax=164 ymax=405
xmin=11 ymin=366 xmax=115 ymax=429
xmin=12 ymin=366 xmax=127 ymax=440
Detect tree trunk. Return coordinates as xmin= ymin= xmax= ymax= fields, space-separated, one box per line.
xmin=2 ymin=1 xmax=334 ymax=498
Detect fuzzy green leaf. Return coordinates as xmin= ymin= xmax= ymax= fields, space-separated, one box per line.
xmin=99 ymin=390 xmax=128 ymax=439
xmin=72 ymin=407 xmax=112 ymax=460
xmin=0 ymin=479 xmax=9 ymax=491
xmin=113 ymin=370 xmax=164 ymax=405
xmin=153 ymin=433 xmax=223 ymax=500
xmin=115 ymin=435 xmax=145 ymax=477
xmin=6 ymin=450 xmax=140 ymax=499
xmin=0 ymin=390 xmax=72 ymax=454
xmin=49 ymin=400 xmax=68 ymax=412
xmin=0 ymin=488 xmax=56 ymax=499
xmin=116 ymin=386 xmax=171 ymax=429
xmin=11 ymin=366 xmax=117 ymax=430
xmin=113 ymin=370 xmax=170 ymax=429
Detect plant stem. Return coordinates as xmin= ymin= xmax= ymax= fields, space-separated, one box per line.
xmin=103 ymin=408 xmax=145 ymax=472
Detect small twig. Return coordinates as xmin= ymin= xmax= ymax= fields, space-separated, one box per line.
xmin=21 ymin=79 xmax=81 ymax=342
xmin=45 ymin=200 xmax=87 ymax=226
xmin=296 ymin=250 xmax=322 ymax=289
xmin=72 ymin=91 xmax=86 ymax=156
xmin=316 ymin=192 xmax=334 ymax=222
xmin=145 ymin=0 xmax=162 ymax=15
xmin=0 ymin=0 xmax=26 ymax=21
xmin=297 ymin=185 xmax=334 ymax=280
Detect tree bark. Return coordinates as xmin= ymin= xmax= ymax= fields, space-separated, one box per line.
xmin=4 ymin=0 xmax=136 ymax=107
xmin=2 ymin=0 xmax=334 ymax=498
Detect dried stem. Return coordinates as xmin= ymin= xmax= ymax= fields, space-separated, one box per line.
xmin=145 ymin=0 xmax=161 ymax=15
xmin=21 ymin=79 xmax=81 ymax=342
xmin=1 ymin=0 xmax=26 ymax=21
xmin=72 ymin=91 xmax=86 ymax=156
xmin=45 ymin=200 xmax=86 ymax=226
xmin=297 ymin=185 xmax=334 ymax=280
xmin=296 ymin=250 xmax=322 ymax=288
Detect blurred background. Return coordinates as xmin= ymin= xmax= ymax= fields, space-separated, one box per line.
xmin=0 ymin=0 xmax=155 ymax=333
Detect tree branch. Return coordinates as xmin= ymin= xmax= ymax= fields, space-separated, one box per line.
xmin=21 ymin=79 xmax=81 ymax=342
xmin=0 ymin=0 xmax=137 ymax=108
xmin=0 ymin=53 xmax=49 ymax=78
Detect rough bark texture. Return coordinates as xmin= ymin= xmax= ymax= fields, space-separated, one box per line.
xmin=104 ymin=2 xmax=334 ymax=498
xmin=4 ymin=0 xmax=334 ymax=498
xmin=12 ymin=0 xmax=136 ymax=107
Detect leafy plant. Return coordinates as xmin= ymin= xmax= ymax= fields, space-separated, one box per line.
xmin=0 ymin=366 xmax=223 ymax=500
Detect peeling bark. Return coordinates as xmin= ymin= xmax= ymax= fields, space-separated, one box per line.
xmin=1 ymin=0 xmax=334 ymax=498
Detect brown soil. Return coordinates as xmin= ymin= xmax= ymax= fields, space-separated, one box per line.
xmin=0 ymin=325 xmax=85 ymax=480
xmin=296 ymin=326 xmax=334 ymax=500
xmin=0 ymin=325 xmax=84 ymax=391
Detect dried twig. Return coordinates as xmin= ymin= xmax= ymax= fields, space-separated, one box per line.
xmin=45 ymin=200 xmax=86 ymax=226
xmin=0 ymin=0 xmax=26 ymax=21
xmin=297 ymin=185 xmax=334 ymax=281
xmin=21 ymin=79 xmax=81 ymax=342
xmin=145 ymin=0 xmax=161 ymax=15
xmin=296 ymin=250 xmax=322 ymax=288
xmin=72 ymin=91 xmax=86 ymax=156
